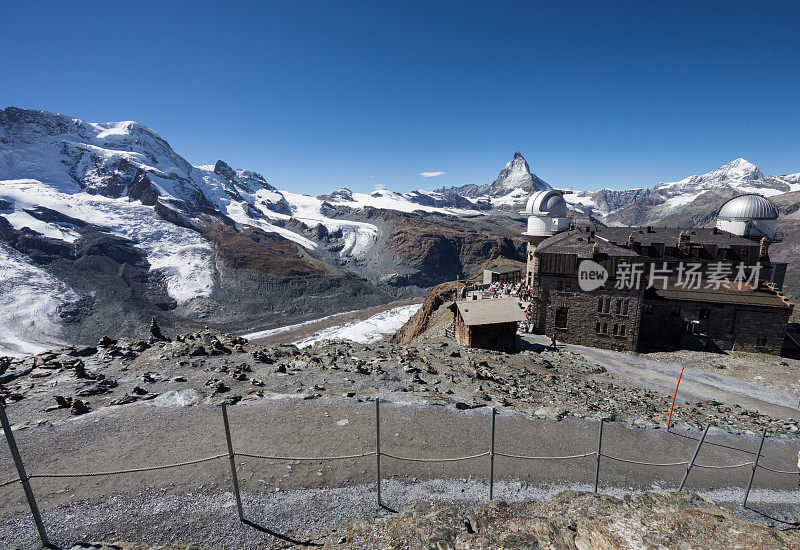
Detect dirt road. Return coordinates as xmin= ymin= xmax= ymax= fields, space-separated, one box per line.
xmin=523 ymin=334 xmax=800 ymax=423
xmin=2 ymin=398 xmax=799 ymax=548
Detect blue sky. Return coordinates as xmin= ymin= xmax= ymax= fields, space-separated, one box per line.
xmin=3 ymin=1 xmax=799 ymax=194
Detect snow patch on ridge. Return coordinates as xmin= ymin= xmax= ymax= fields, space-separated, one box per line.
xmin=0 ymin=242 xmax=77 ymax=356
xmin=280 ymin=191 xmax=379 ymax=257
xmin=294 ymin=304 xmax=422 ymax=348
xmin=0 ymin=179 xmax=215 ymax=304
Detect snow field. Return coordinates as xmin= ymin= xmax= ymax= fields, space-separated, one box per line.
xmin=294 ymin=303 xmax=422 ymax=348
xmin=0 ymin=242 xmax=77 ymax=356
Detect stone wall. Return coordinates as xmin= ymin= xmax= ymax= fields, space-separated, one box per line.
xmin=537 ymin=275 xmax=643 ymax=352
xmin=639 ymin=298 xmax=790 ymax=354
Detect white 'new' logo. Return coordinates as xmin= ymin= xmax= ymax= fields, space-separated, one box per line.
xmin=578 ymin=260 xmax=608 ymax=291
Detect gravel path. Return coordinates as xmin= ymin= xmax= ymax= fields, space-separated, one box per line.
xmin=524 ymin=334 xmax=800 ymax=422
xmin=2 ymin=399 xmax=800 ymax=549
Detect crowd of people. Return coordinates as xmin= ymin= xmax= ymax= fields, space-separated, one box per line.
xmin=459 ymin=278 xmax=554 ymax=344
xmin=519 ymin=302 xmax=535 ymax=334
xmin=458 ymin=279 xmax=541 ymax=334
xmin=476 ymin=280 xmax=533 ymax=301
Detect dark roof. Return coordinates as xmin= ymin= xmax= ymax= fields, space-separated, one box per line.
xmin=594 ymin=226 xmax=757 ymax=249
xmin=451 ymin=299 xmax=527 ymax=326
xmin=535 ymin=230 xmax=639 ymax=258
xmin=485 ymin=265 xmax=521 ymax=274
xmin=651 ymin=285 xmax=790 ymax=309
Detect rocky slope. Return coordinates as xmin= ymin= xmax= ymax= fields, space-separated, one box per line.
xmin=323 ymin=491 xmax=800 ymax=549
xmin=2 ymin=322 xmax=798 ymax=437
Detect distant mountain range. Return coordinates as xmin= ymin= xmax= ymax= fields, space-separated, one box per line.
xmin=0 ymin=108 xmax=521 ymax=355
xmin=1 ymin=106 xmax=798 ymax=355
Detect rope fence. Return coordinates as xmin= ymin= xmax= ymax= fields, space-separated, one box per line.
xmin=495 ymin=451 xmax=596 ymax=461
xmin=755 ymin=464 xmax=799 ymax=475
xmin=694 ymin=461 xmax=753 ymax=470
xmin=599 ymin=454 xmax=688 ymax=467
xmin=25 ymin=454 xmax=228 ymax=479
xmin=382 ymin=451 xmax=489 ymax=462
xmin=236 ymin=451 xmax=376 ymax=461
xmin=1 ymin=399 xmax=799 ymax=548
xmin=0 ymin=477 xmax=19 ymax=488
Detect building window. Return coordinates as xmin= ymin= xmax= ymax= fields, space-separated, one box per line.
xmin=642 ymin=303 xmax=654 ymax=314
xmin=597 ymin=297 xmax=603 ymax=312
xmin=602 ymin=322 xmax=608 ymax=334
xmin=671 ymin=305 xmax=681 ymax=317
xmin=595 ymin=322 xmax=601 ymax=333
xmin=699 ymin=308 xmax=710 ymax=320
xmin=615 ymin=300 xmax=622 ymax=314
xmin=742 ymin=248 xmax=748 ymax=257
xmin=756 ymin=337 xmax=767 ymax=347
xmin=612 ymin=324 xmax=619 ymax=335
xmin=620 ymin=325 xmax=626 ymax=336
xmin=603 ymin=297 xmax=610 ymax=314
xmin=555 ymin=307 xmax=568 ymax=328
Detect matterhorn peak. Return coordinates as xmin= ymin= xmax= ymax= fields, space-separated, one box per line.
xmin=506 ymin=151 xmax=530 ymax=171
xmin=491 ymin=151 xmax=550 ymax=195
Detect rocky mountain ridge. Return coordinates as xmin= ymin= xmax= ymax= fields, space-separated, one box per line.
xmin=0 ymin=108 xmax=524 ymax=355
xmin=3 ymin=323 xmax=798 ymax=437
xmin=566 ymin=157 xmax=800 ymax=225
xmin=4 ymin=106 xmax=800 ymax=355
xmin=437 ymin=151 xmax=551 ymax=203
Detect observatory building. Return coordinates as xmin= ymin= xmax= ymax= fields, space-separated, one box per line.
xmin=715 ymin=193 xmax=779 ymax=241
xmin=521 ymin=189 xmax=571 ymax=286
xmin=518 ymin=192 xmax=792 ymax=354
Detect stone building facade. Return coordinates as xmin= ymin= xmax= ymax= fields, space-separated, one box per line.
xmin=639 ymin=287 xmax=790 ymax=354
xmin=528 ymin=226 xmax=792 ymax=354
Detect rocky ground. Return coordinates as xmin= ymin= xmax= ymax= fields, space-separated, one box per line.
xmin=2 ymin=321 xmax=800 ymax=437
xmin=53 ymin=491 xmax=800 ymax=549
xmin=645 ymin=348 xmax=800 ymax=403
xmin=4 ymin=321 xmax=800 ymax=548
xmin=323 ymin=491 xmax=800 ymax=549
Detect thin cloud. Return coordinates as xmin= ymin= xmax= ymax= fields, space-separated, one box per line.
xmin=420 ymin=171 xmax=446 ymax=178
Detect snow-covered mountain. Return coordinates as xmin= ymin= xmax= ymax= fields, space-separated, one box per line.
xmin=0 ymin=108 xmax=523 ymax=355
xmin=563 ymin=158 xmax=800 ymax=224
xmin=436 ymin=151 xmax=551 ymax=207
xmin=6 ymin=105 xmax=798 ymax=356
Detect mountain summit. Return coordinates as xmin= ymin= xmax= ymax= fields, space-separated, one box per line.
xmin=565 ymin=158 xmax=800 ymax=227
xmin=491 ymin=151 xmax=551 ymax=194
xmin=436 ymin=151 xmax=550 ymax=202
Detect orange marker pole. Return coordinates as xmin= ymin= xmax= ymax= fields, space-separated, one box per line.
xmin=667 ymin=365 xmax=685 ymax=430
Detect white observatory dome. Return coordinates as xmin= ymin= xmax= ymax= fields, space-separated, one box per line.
xmin=715 ymin=194 xmax=778 ymax=240
xmin=717 ymin=194 xmax=778 ymax=220
xmin=521 ymin=189 xmax=570 ymax=238
xmin=523 ymin=189 xmax=568 ymax=217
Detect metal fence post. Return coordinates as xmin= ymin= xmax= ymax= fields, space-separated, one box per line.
xmin=743 ymin=426 xmax=768 ymax=508
xmin=489 ymin=407 xmax=496 ymax=500
xmin=594 ymin=418 xmax=604 ymax=493
xmin=0 ymin=403 xmax=52 ymax=548
xmin=679 ymin=423 xmax=710 ymax=491
xmin=376 ymin=397 xmax=382 ymax=507
xmin=221 ymin=403 xmax=244 ymax=522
